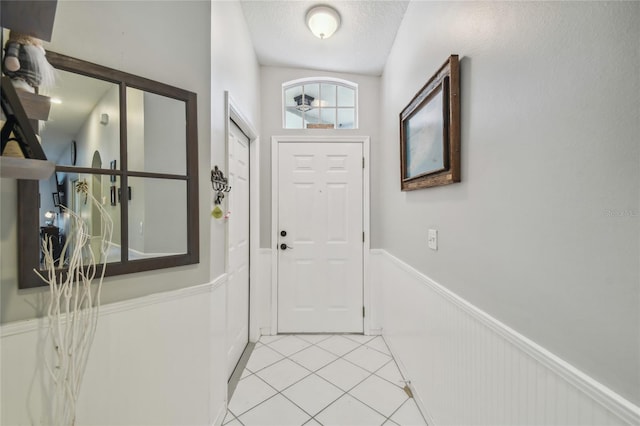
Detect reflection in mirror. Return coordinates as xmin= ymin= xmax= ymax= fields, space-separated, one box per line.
xmin=127 ymin=177 xmax=187 ymax=258
xmin=38 ymin=69 xmax=121 ymax=266
xmin=41 ymin=69 xmax=120 ymax=169
xmin=127 ymin=88 xmax=186 ymax=175
xmin=38 ymin=172 xmax=122 ymax=267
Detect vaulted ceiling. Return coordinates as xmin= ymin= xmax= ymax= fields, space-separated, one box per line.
xmin=239 ymin=1 xmax=409 ymax=76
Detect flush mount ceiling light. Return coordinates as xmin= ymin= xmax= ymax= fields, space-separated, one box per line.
xmin=306 ymin=5 xmax=341 ymax=39
xmin=294 ymin=94 xmax=315 ymax=112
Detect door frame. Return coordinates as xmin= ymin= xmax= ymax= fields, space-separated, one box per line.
xmin=270 ymin=135 xmax=371 ymax=335
xmin=225 ymin=92 xmax=261 ymax=343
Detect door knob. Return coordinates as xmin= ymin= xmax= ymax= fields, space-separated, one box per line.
xmin=280 ymin=243 xmax=293 ymax=250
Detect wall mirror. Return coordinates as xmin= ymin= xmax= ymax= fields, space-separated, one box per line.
xmin=18 ymin=51 xmax=199 ymax=289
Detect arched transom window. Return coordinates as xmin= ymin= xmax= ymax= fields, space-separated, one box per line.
xmin=283 ymin=78 xmax=358 ymax=129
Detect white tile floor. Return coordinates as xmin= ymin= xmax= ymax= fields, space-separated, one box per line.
xmin=223 ymin=334 xmax=427 ymax=426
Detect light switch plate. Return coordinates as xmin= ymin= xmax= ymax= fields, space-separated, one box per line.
xmin=428 ymin=229 xmax=438 ymax=250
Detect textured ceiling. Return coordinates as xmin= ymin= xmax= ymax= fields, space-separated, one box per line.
xmin=240 ymin=1 xmax=409 ymax=76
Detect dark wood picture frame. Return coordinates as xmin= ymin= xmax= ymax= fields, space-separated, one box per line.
xmin=400 ymin=55 xmax=460 ymax=190
xmin=52 ymin=192 xmax=61 ymax=209
xmin=109 ymin=159 xmax=116 ymax=182
xmin=110 ymin=186 xmax=116 ymax=206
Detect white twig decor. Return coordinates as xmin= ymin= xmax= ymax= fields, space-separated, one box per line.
xmin=35 ymin=181 xmax=113 ymax=426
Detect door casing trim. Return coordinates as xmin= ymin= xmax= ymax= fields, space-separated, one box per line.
xmin=225 ymin=92 xmax=261 ymax=343
xmin=270 ymin=135 xmax=371 ymax=335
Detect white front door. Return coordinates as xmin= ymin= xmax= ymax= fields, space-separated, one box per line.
xmin=227 ymin=121 xmax=250 ymax=377
xmin=277 ymin=142 xmax=363 ymax=333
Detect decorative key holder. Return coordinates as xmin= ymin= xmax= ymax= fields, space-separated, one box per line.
xmin=211 ymin=165 xmax=231 ymax=205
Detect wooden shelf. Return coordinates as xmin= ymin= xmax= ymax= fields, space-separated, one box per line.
xmin=16 ymin=90 xmax=51 ymax=121
xmin=0 ymin=156 xmax=55 ymax=180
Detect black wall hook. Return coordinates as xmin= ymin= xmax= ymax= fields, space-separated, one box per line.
xmin=211 ymin=165 xmax=231 ymax=204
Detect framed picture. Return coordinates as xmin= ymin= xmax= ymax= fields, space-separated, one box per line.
xmin=110 ymin=186 xmax=116 ymax=206
xmin=52 ymin=192 xmax=61 ymax=207
xmin=400 ymin=55 xmax=460 ymax=190
xmin=70 ymin=140 xmax=77 ymax=165
xmin=110 ymin=160 xmax=117 ymax=182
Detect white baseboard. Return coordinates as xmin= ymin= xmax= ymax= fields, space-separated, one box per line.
xmin=260 ymin=327 xmax=273 ymax=336
xmin=371 ymin=249 xmax=640 ymax=425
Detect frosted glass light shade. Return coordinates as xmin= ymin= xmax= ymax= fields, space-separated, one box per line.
xmin=306 ymin=6 xmax=340 ymax=39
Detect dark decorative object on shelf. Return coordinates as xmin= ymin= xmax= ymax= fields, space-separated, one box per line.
xmin=0 ymin=0 xmax=58 ymax=42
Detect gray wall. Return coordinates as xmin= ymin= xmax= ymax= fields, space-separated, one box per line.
xmin=375 ymin=1 xmax=639 ymax=404
xmin=259 ymin=66 xmax=380 ymax=247
xmin=0 ymin=1 xmax=212 ymax=323
xmin=210 ymin=0 xmax=262 ymax=279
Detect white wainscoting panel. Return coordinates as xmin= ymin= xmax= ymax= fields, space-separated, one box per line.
xmin=253 ymin=248 xmax=273 ymax=339
xmin=1 ymin=277 xmax=228 ymax=426
xmin=371 ymin=250 xmax=640 ymax=426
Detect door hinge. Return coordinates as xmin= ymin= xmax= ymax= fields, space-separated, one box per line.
xmin=362 ymin=157 xmax=365 ymax=169
xmin=363 ymin=306 xmax=365 ymax=317
xmin=362 ymin=232 xmax=365 ymax=243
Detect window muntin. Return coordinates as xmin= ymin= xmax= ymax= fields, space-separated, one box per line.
xmin=283 ymin=78 xmax=358 ymax=129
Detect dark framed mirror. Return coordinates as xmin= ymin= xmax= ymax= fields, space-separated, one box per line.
xmin=18 ymin=51 xmax=199 ymax=289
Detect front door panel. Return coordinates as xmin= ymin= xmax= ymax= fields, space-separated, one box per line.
xmin=278 ymin=142 xmax=363 ymax=333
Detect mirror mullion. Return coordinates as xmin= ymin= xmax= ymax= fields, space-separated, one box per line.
xmin=120 ymin=82 xmax=128 ymax=264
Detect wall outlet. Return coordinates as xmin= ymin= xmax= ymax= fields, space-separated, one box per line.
xmin=428 ymin=229 xmax=438 ymax=250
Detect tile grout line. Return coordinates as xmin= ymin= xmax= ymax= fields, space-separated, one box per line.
xmin=280 ymin=379 xmax=347 ymax=422
xmin=267 ymin=335 xmax=403 ymax=422
xmin=225 ymin=408 xmax=245 ymax=426
xmin=239 ymin=365 xmax=331 ymax=422
xmin=310 ymin=336 xmax=411 ymax=421
xmin=262 ymin=336 xmax=350 ymax=419
xmin=385 ymin=397 xmax=429 ymax=426
xmin=239 ymin=391 xmax=315 ymax=424
xmin=237 ymin=336 xmax=362 ymax=422
xmin=371 ymin=358 xmax=411 ymax=390
xmin=232 ymin=335 xmax=413 ymax=425
xmin=237 ymin=337 xmax=343 ymax=422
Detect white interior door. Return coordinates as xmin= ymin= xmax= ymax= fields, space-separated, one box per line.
xmin=226 ymin=121 xmax=250 ymax=377
xmin=277 ymin=142 xmax=363 ymax=333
